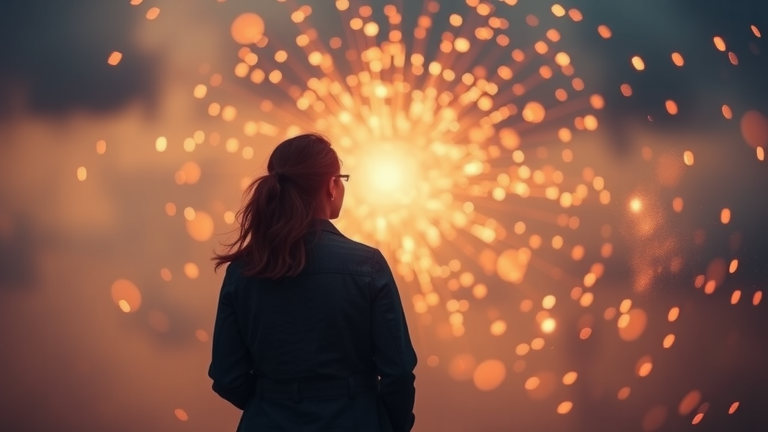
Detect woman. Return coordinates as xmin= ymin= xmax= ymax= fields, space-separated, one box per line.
xmin=208 ymin=133 xmax=417 ymax=432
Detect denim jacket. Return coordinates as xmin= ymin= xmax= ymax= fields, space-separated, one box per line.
xmin=208 ymin=218 xmax=417 ymax=431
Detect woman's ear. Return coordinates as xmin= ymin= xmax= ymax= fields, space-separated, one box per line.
xmin=327 ymin=176 xmax=336 ymax=199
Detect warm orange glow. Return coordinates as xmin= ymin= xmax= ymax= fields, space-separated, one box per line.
xmin=556 ymin=401 xmax=573 ymax=414
xmin=722 ymin=104 xmax=733 ymax=119
xmin=666 ymin=100 xmax=678 ymax=115
xmin=335 ymin=0 xmax=349 ymax=11
xmin=184 ymin=262 xmax=200 ymax=279
xmin=740 ymin=110 xmax=768 ymax=148
xmin=729 ymin=402 xmax=740 ymax=414
xmin=231 ymin=13 xmax=265 ymax=45
xmin=671 ymin=52 xmax=684 ymax=66
xmin=678 ymin=390 xmax=702 ymax=415
xmin=473 ymin=359 xmax=506 ymax=391
xmin=554 ymin=52 xmax=571 ymax=66
xmin=720 ymin=208 xmax=731 ymax=224
xmin=729 ymin=259 xmax=738 ymax=273
xmin=731 ymin=290 xmax=741 ymax=304
xmin=164 ymin=202 xmax=176 ymax=216
xmin=683 ymin=150 xmax=694 ymax=165
xmin=107 ymin=51 xmax=122 ymax=65
xmin=515 ymin=343 xmax=530 ymax=356
xmin=617 ymin=386 xmax=631 ymax=400
xmin=631 ymin=56 xmax=645 ymax=71
xmin=146 ymin=7 xmax=160 ymax=20
xmin=193 ymin=84 xmax=207 ymax=98
xmin=713 ymin=36 xmax=726 ymax=51
xmin=161 ymin=0 xmax=623 ymax=367
xmin=524 ymin=376 xmax=540 ymax=390
xmin=195 ymin=329 xmax=209 ymax=342
xmin=520 ymin=299 xmax=533 ymax=312
xmin=186 ymin=210 xmax=214 ymax=241
xmin=160 ymin=268 xmax=172 ymax=282
xmin=522 ymin=102 xmax=546 ymax=123
xmin=672 ymin=197 xmax=684 ymax=212
xmin=618 ymin=309 xmax=647 ymax=341
xmin=174 ymin=409 xmax=189 ymax=421
xmin=597 ymin=25 xmax=612 ymax=38
xmin=668 ymin=307 xmax=680 ymax=322
xmin=473 ymin=283 xmax=488 ymax=299
xmin=490 ymin=320 xmax=507 ymax=336
xmin=222 ymin=105 xmax=238 ymax=121
xmin=662 ymin=334 xmax=675 ymax=348
xmin=530 ymin=338 xmax=545 ymax=350
xmin=619 ymin=299 xmax=632 ymax=314
xmin=568 ymin=9 xmax=583 ymax=21
xmin=562 ymin=371 xmax=578 ymax=385
xmin=111 ymin=279 xmax=142 ymax=313
xmin=704 ymin=280 xmax=716 ymax=294
xmin=208 ymin=103 xmax=221 ymax=117
xmin=95 ymin=139 xmax=107 ymax=155
xmin=363 ymin=22 xmax=380 ymax=37
xmin=542 ymin=295 xmax=556 ymax=309
xmin=540 ymin=317 xmax=556 ymax=333
xmin=636 ymin=356 xmax=653 ymax=377
xmin=583 ymin=115 xmax=598 ymax=130
xmin=589 ymin=94 xmax=605 ymax=109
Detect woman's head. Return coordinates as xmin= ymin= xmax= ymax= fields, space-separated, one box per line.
xmin=213 ymin=133 xmax=346 ymax=279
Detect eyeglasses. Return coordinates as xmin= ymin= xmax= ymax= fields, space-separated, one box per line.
xmin=335 ymin=174 xmax=350 ymax=182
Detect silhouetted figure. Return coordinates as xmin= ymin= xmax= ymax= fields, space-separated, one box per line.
xmin=208 ymin=133 xmax=417 ymax=432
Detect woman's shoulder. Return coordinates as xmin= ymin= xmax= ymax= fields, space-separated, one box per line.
xmin=309 ymin=234 xmax=383 ymax=275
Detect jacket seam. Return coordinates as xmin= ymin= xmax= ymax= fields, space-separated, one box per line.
xmin=372 ymin=249 xmax=408 ymax=368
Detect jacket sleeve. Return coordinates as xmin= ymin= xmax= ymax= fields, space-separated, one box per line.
xmin=370 ymin=249 xmax=418 ymax=432
xmin=208 ymin=262 xmax=256 ymax=410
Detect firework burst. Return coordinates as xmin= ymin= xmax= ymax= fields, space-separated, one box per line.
xmin=179 ymin=0 xmax=615 ymax=350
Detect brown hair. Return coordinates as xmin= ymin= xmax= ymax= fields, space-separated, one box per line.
xmin=212 ymin=133 xmax=340 ymax=279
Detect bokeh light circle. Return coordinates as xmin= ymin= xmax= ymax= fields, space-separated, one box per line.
xmin=186 ymin=210 xmax=215 ymax=242
xmin=618 ymin=308 xmax=648 ymax=341
xmin=740 ymin=110 xmax=768 ymax=148
xmin=473 ymin=359 xmax=507 ymax=391
xmin=110 ymin=279 xmax=141 ymax=313
xmin=231 ymin=13 xmax=265 ymax=45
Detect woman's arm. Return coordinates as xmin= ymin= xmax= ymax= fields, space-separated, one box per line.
xmin=208 ymin=263 xmax=256 ymax=410
xmin=370 ymin=249 xmax=418 ymax=432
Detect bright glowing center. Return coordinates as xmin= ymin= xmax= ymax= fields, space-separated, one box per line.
xmin=351 ymin=144 xmax=422 ymax=206
xmin=370 ymin=162 xmax=402 ymax=192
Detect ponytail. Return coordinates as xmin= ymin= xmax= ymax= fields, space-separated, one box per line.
xmin=212 ymin=134 xmax=339 ymax=280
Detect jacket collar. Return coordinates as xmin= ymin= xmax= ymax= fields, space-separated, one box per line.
xmin=310 ymin=218 xmax=344 ymax=237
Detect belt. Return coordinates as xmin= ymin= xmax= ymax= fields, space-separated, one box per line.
xmin=255 ymin=373 xmax=378 ymax=403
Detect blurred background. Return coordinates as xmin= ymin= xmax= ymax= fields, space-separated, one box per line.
xmin=1 ymin=0 xmax=767 ymax=431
